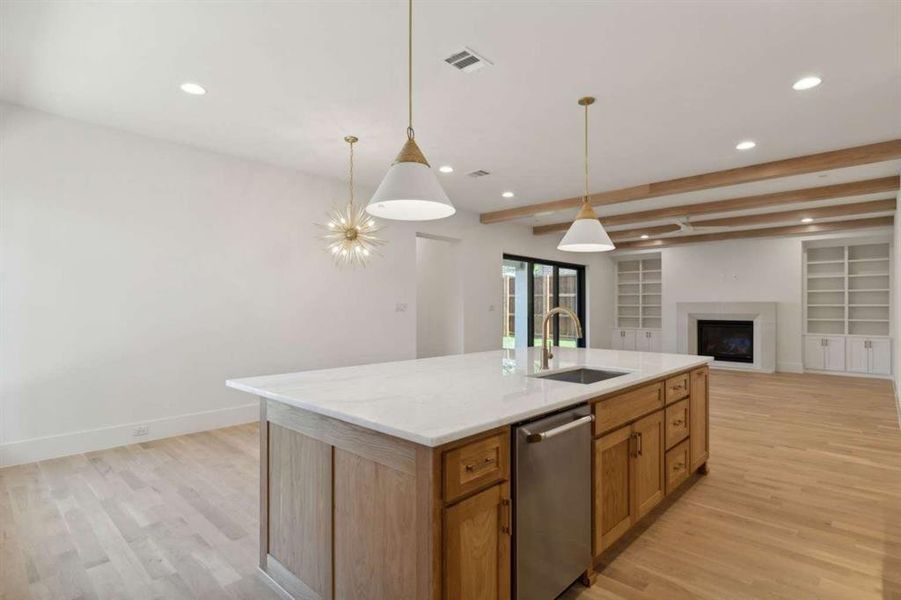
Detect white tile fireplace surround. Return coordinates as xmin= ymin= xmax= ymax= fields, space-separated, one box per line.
xmin=676 ymin=302 xmax=777 ymax=373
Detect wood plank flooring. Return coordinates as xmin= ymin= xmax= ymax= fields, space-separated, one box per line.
xmin=0 ymin=424 xmax=280 ymax=600
xmin=1 ymin=371 xmax=899 ymax=599
xmin=566 ymin=370 xmax=901 ymax=600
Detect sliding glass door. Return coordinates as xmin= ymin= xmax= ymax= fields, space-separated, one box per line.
xmin=502 ymin=255 xmax=586 ymax=349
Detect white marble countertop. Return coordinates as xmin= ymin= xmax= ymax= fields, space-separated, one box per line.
xmin=226 ymin=347 xmax=712 ymax=447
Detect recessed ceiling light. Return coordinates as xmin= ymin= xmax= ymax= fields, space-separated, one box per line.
xmin=793 ymin=76 xmax=822 ymax=91
xmin=801 ymin=217 xmax=814 ymax=223
xmin=640 ymin=234 xmax=649 ymax=239
xmin=502 ymin=191 xmax=515 ymax=198
xmin=736 ymin=140 xmax=756 ymax=151
xmin=180 ymin=82 xmax=206 ymax=95
xmin=439 ymin=165 xmax=454 ymax=173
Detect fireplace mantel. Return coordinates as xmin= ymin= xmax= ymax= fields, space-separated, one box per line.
xmin=676 ymin=302 xmax=776 ymax=373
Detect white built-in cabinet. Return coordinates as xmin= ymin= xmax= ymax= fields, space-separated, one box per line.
xmin=612 ymin=328 xmax=661 ymax=352
xmin=846 ymin=338 xmax=892 ymax=375
xmin=803 ymin=241 xmax=892 ymax=377
xmin=803 ymin=335 xmax=846 ymax=372
xmin=614 ymin=253 xmax=662 ymax=351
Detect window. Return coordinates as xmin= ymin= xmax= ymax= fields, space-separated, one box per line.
xmin=502 ymin=254 xmax=586 ymax=349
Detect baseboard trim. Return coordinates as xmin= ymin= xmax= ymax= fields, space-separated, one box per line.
xmin=803 ymin=369 xmax=893 ymax=380
xmin=776 ymin=361 xmax=804 ymax=374
xmin=0 ymin=403 xmax=258 ymax=467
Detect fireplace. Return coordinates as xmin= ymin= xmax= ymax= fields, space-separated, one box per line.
xmin=697 ymin=320 xmax=754 ymax=363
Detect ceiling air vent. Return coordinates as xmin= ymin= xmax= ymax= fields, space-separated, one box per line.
xmin=467 ymin=169 xmax=491 ymax=178
xmin=444 ymin=47 xmax=492 ymax=73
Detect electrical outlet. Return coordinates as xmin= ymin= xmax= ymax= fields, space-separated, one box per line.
xmin=395 ymin=302 xmax=408 ymax=313
xmin=132 ymin=425 xmax=150 ymax=437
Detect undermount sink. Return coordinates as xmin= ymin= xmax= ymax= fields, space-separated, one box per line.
xmin=533 ymin=367 xmax=630 ymax=384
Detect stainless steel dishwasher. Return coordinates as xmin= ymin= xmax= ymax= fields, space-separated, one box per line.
xmin=513 ymin=405 xmax=593 ymax=600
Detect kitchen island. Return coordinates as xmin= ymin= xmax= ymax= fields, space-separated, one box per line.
xmin=227 ymin=347 xmax=712 ymax=600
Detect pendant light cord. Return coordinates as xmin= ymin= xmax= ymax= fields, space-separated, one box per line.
xmin=346 ymin=137 xmax=356 ymax=207
xmin=583 ymin=101 xmax=589 ymax=204
xmin=407 ymin=0 xmax=414 ymax=140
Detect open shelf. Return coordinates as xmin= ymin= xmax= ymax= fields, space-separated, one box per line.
xmin=616 ymin=254 xmax=663 ymax=329
xmin=804 ymin=241 xmax=891 ymax=337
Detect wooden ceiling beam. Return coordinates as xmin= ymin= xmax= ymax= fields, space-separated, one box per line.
xmin=481 ymin=139 xmax=901 ymax=224
xmin=609 ymin=224 xmax=682 ymax=241
xmin=533 ymin=176 xmax=900 ymax=235
xmin=690 ymin=197 xmax=896 ymax=228
xmin=613 ymin=217 xmax=894 ymax=250
xmin=608 ymin=198 xmax=897 ymax=241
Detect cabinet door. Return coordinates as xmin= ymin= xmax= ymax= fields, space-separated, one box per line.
xmin=611 ymin=329 xmax=624 ymax=350
xmin=868 ymin=339 xmax=892 ymax=375
xmin=631 ymin=410 xmax=664 ymax=519
xmin=634 ymin=330 xmax=650 ymax=352
xmin=647 ymin=330 xmax=662 ymax=353
xmin=803 ymin=336 xmax=825 ymax=370
xmin=846 ymin=338 xmax=869 ymax=374
xmin=823 ymin=336 xmax=846 ymax=372
xmin=689 ymin=368 xmax=709 ymax=471
xmin=622 ymin=330 xmax=637 ymax=351
xmin=444 ymin=482 xmax=511 ymax=600
xmin=594 ymin=425 xmax=633 ymax=554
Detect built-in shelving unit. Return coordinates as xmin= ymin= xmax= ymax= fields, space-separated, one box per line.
xmin=804 ymin=242 xmax=891 ymax=337
xmin=616 ymin=254 xmax=662 ymax=329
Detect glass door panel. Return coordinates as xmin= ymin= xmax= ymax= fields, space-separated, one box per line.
xmin=533 ymin=263 xmax=556 ymax=347
xmin=558 ymin=267 xmax=580 ymax=347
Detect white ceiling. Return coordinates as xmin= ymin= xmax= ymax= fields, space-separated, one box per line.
xmin=2 ymin=1 xmax=900 ymax=219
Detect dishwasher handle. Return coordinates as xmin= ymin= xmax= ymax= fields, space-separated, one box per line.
xmin=524 ymin=414 xmax=595 ymax=443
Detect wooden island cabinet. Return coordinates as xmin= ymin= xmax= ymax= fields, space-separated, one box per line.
xmin=255 ymin=364 xmax=709 ymax=599
xmin=593 ymin=366 xmax=710 ymax=556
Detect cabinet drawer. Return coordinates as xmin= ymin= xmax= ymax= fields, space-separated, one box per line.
xmin=593 ymin=383 xmax=664 ymax=435
xmin=665 ymin=399 xmax=690 ymax=450
xmin=443 ymin=433 xmax=509 ymax=503
xmin=665 ymin=439 xmax=691 ymax=494
xmin=664 ymin=373 xmax=690 ymax=404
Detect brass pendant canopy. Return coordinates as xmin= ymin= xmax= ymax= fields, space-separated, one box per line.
xmin=393 ymin=136 xmax=430 ymax=166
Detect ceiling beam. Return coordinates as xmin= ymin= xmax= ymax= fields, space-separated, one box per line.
xmin=609 ymin=224 xmax=682 ymax=241
xmin=481 ymin=139 xmax=901 ymax=224
xmin=607 ymin=198 xmax=897 ymax=241
xmin=533 ymin=176 xmax=900 ymax=235
xmin=613 ymin=216 xmax=894 ymax=250
xmin=688 ymin=198 xmax=896 ymax=228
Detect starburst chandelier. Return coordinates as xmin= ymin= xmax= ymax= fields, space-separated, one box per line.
xmin=322 ymin=136 xmax=386 ymax=267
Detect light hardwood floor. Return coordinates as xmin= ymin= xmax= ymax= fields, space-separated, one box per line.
xmin=566 ymin=370 xmax=901 ymax=600
xmin=2 ymin=371 xmax=900 ymax=600
xmin=0 ymin=424 xmax=281 ymax=600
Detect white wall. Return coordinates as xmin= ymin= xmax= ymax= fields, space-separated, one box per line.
xmin=655 ymin=238 xmax=804 ymax=372
xmin=0 ymin=103 xmax=616 ymax=465
xmin=416 ymin=235 xmax=463 ymax=358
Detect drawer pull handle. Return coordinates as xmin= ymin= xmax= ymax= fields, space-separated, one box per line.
xmin=465 ymin=456 xmax=496 ymax=472
xmin=499 ymin=498 xmax=511 ymax=534
xmin=672 ymin=419 xmax=684 ymax=426
xmin=673 ymin=461 xmax=685 ymax=471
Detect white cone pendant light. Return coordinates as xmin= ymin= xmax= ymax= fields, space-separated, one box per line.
xmin=367 ymin=0 xmax=455 ymax=221
xmin=558 ymin=97 xmax=615 ymax=253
